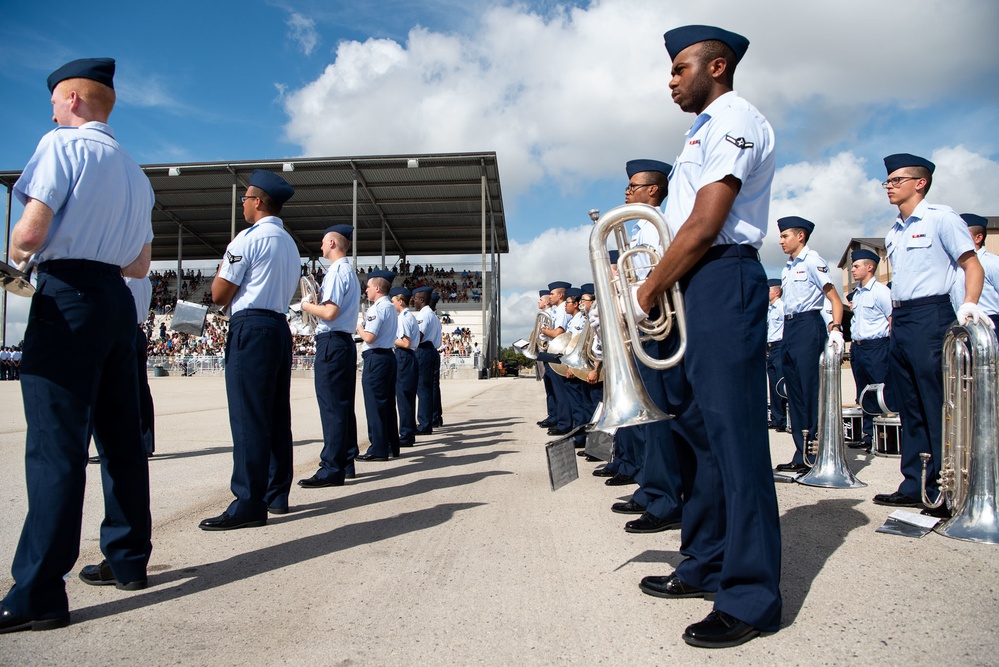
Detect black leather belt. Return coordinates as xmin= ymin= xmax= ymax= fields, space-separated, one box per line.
xmin=892 ymin=294 xmax=950 ymax=309
xmin=785 ymin=310 xmax=822 ymax=321
xmin=38 ymin=259 xmax=121 ymax=277
xmin=852 ymin=336 xmax=888 ymax=347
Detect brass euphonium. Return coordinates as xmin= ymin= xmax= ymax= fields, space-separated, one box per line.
xmin=523 ymin=310 xmax=554 ymax=360
xmin=798 ymin=338 xmax=866 ymax=488
xmin=561 ymin=315 xmax=602 ymax=381
xmin=921 ymin=320 xmax=999 ymax=544
xmin=589 ymin=203 xmax=686 ymax=434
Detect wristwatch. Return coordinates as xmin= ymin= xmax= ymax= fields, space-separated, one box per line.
xmin=830 ymin=323 xmax=843 ymax=332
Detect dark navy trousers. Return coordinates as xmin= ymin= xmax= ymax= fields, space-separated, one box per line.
xmin=630 ymin=336 xmax=687 ymax=521
xmin=136 ymin=325 xmax=155 ymax=455
xmin=432 ymin=350 xmax=442 ymax=426
xmin=766 ymin=341 xmax=786 ymax=429
xmin=225 ymin=309 xmax=293 ymax=519
xmin=542 ymin=364 xmax=557 ymax=421
xmin=781 ymin=310 xmax=826 ymax=465
xmin=669 ymin=248 xmax=782 ymax=632
xmin=4 ymin=261 xmax=151 ymax=619
xmin=396 ymin=348 xmax=419 ymax=445
xmin=362 ymin=349 xmax=399 ymax=457
xmin=545 ymin=364 xmax=573 ymax=432
xmin=314 ymin=331 xmax=358 ymax=482
xmin=890 ymin=297 xmax=954 ymax=499
xmin=416 ymin=343 xmax=436 ymax=432
xmin=850 ymin=336 xmax=891 ymax=444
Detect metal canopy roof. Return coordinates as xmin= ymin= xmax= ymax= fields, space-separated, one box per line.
xmin=1 ymin=151 xmax=508 ymax=262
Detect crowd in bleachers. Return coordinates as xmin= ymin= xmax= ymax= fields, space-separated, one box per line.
xmin=149 ymin=269 xmax=210 ymax=313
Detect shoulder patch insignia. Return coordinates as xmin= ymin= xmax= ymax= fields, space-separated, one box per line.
xmin=366 ymin=315 xmax=376 ymax=321
xmin=818 ymin=265 xmax=829 ymax=273
xmin=226 ymin=251 xmax=242 ymax=264
xmin=724 ymin=135 xmax=754 ymax=150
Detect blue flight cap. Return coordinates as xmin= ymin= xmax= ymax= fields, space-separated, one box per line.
xmin=431 ymin=293 xmax=440 ymax=303
xmin=323 ymin=224 xmax=353 ymax=239
xmin=48 ymin=57 xmax=115 ymax=92
xmin=248 ymin=169 xmax=295 ymax=205
xmin=663 ymin=25 xmax=750 ymax=64
xmin=414 ymin=286 xmax=433 ymax=295
xmin=608 ymin=249 xmax=619 ymax=265
xmin=539 ymin=289 xmax=549 ymax=298
xmin=767 ymin=278 xmax=781 ymax=288
xmin=883 ymin=153 xmax=935 ymax=176
xmin=367 ymin=269 xmax=396 ymax=283
xmin=626 ymin=159 xmax=673 ymax=178
xmin=851 ymin=249 xmax=880 ymax=265
xmin=548 ymin=281 xmax=571 ymax=291
xmin=565 ymin=287 xmax=583 ymax=300
xmin=777 ymin=216 xmax=815 ymax=235
xmin=580 ymin=283 xmax=595 ymax=295
xmin=389 ymin=286 xmax=411 ymax=298
xmin=960 ymin=213 xmax=989 ymax=229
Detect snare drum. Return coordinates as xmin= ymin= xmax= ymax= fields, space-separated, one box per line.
xmin=842 ymin=406 xmax=863 ymax=443
xmin=873 ymin=415 xmax=901 ymax=457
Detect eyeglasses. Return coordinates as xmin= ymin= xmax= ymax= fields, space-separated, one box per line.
xmin=240 ymin=195 xmax=259 ymax=203
xmin=881 ymin=176 xmax=919 ymax=190
xmin=625 ymin=182 xmax=655 ymax=193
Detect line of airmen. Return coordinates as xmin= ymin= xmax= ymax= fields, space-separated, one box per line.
xmin=530 ymin=24 xmax=997 ymax=650
xmin=0 ymin=57 xmax=449 ymax=633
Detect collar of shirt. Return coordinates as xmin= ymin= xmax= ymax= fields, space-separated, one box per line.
xmin=78 ymin=120 xmax=115 ymax=138
xmin=686 ymin=90 xmax=737 ymax=137
xmin=786 ymin=245 xmax=812 ymax=268
xmin=892 ymin=198 xmax=928 ymax=231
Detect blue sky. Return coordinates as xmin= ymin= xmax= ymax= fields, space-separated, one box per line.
xmin=2 ymin=0 xmax=998 ymax=343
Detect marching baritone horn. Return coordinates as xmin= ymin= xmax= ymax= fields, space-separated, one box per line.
xmin=798 ymin=338 xmax=866 ymax=488
xmin=523 ymin=310 xmax=554 ymax=361
xmin=921 ymin=320 xmax=999 ymax=545
xmin=588 ymin=203 xmax=687 ymax=434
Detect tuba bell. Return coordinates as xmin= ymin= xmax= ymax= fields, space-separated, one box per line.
xmin=921 ymin=320 xmax=999 ymax=544
xmin=523 ymin=310 xmax=554 ymax=360
xmin=798 ymin=338 xmax=866 ymax=488
xmin=588 ymin=203 xmax=686 ymax=434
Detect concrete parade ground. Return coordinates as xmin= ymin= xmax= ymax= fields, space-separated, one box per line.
xmin=0 ymin=372 xmax=997 ymax=666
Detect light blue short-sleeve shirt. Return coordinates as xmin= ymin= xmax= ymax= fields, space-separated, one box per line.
xmin=316 ymin=257 xmax=361 ymax=334
xmin=664 ymin=91 xmax=776 ymax=248
xmin=14 ymin=122 xmax=154 ymax=267
xmin=124 ymin=276 xmax=153 ymax=325
xmin=885 ymin=201 xmax=974 ymax=302
xmin=218 ymin=217 xmax=299 ymax=315
xmin=360 ymin=296 xmax=397 ymax=351
xmin=767 ymin=298 xmax=785 ymax=343
xmin=781 ymin=247 xmax=833 ymax=315
xmin=397 ymin=308 xmax=421 ymax=347
xmin=850 ymin=278 xmax=892 ymax=340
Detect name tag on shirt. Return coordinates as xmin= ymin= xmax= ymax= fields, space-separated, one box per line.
xmin=793 ymin=271 xmax=808 ymax=281
xmin=908 ymin=235 xmax=931 ymax=248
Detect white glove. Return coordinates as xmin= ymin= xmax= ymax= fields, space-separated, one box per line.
xmin=630 ymin=285 xmax=650 ymax=322
xmin=300 ymin=296 xmax=312 ymax=311
xmin=828 ymin=329 xmax=844 ymax=353
xmin=957 ymin=302 xmax=995 ymax=329
xmin=289 ymin=302 xmax=302 ymax=313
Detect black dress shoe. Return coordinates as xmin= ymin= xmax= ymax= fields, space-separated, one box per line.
xmin=921 ymin=504 xmax=952 ymax=518
xmin=399 ymin=441 xmax=415 ymax=448
xmin=356 ymin=454 xmax=389 ymax=462
xmin=297 ymin=475 xmax=343 ymax=488
xmin=592 ymin=467 xmax=615 ymax=478
xmin=537 ymin=419 xmax=555 ymax=427
xmin=0 ymin=605 xmax=70 ymax=634
xmin=774 ymin=461 xmax=810 ymax=473
xmin=547 ymin=427 xmax=569 ymax=436
xmin=605 ymin=473 xmax=636 ymax=486
xmin=88 ymin=455 xmax=100 ymax=464
xmin=267 ymin=505 xmax=288 ymax=515
xmin=872 ymin=491 xmax=922 ymax=507
xmin=611 ymin=499 xmax=646 ymax=515
xmin=415 ymin=429 xmax=433 ymax=436
xmin=345 ymin=467 xmax=356 ymax=479
xmin=625 ymin=511 xmax=682 ymax=533
xmin=199 ymin=512 xmax=266 ymax=531
xmin=639 ymin=573 xmax=715 ymax=600
xmin=432 ymin=419 xmax=444 ymax=428
xmin=682 ymin=610 xmax=761 ymax=648
xmin=582 ymin=454 xmax=600 ymax=462
xmin=79 ymin=560 xmax=147 ymax=591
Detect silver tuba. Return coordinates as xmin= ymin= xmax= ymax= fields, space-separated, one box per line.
xmin=523 ymin=310 xmax=554 ymax=360
xmin=921 ymin=320 xmax=999 ymax=544
xmin=588 ymin=203 xmax=686 ymax=434
xmin=798 ymin=338 xmax=866 ymax=488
